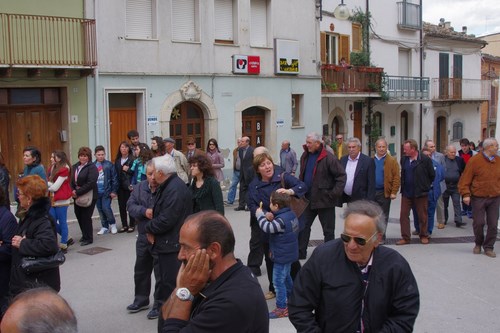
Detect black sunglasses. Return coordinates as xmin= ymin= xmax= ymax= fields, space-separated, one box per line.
xmin=340 ymin=232 xmax=377 ymax=246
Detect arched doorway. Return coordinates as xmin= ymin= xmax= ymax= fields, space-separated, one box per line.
xmin=242 ymin=107 xmax=266 ymax=147
xmin=331 ymin=116 xmax=340 ymax=137
xmin=170 ymin=101 xmax=205 ymax=151
xmin=436 ymin=116 xmax=447 ymax=152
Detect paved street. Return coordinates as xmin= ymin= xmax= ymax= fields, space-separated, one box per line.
xmin=24 ymin=194 xmax=500 ymax=333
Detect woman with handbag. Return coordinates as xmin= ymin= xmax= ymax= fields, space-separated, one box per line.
xmin=114 ymin=141 xmax=136 ymax=233
xmin=47 ymin=150 xmax=74 ymax=252
xmin=247 ymin=152 xmax=308 ymax=300
xmin=9 ymin=175 xmax=61 ymax=297
xmin=71 ymin=147 xmax=98 ymax=246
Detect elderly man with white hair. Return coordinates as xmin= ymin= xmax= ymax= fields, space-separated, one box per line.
xmin=144 ymin=154 xmax=192 ymax=331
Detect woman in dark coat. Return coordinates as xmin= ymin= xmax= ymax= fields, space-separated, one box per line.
xmin=9 ymin=175 xmax=61 ymax=297
xmin=71 ymin=147 xmax=98 ymax=246
xmin=188 ymin=154 xmax=224 ymax=215
xmin=114 ymin=141 xmax=135 ymax=233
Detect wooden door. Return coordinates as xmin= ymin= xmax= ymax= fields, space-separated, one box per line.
xmin=110 ymin=107 xmax=137 ymax=155
xmin=242 ymin=107 xmax=265 ymax=147
xmin=353 ymin=102 xmax=363 ymax=141
xmin=170 ymin=102 xmax=204 ymax=151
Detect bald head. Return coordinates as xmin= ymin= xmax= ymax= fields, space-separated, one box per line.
xmin=1 ymin=288 xmax=77 ymax=333
xmin=253 ymin=146 xmax=269 ymax=157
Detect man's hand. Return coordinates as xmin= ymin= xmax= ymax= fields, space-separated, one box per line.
xmin=146 ymin=233 xmax=155 ymax=244
xmin=145 ymin=208 xmax=153 ymax=219
xmin=177 ymin=249 xmax=211 ymax=296
xmin=463 ymin=196 xmax=471 ymax=205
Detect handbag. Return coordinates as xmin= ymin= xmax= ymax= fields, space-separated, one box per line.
xmin=75 ymin=190 xmax=93 ymax=207
xmin=280 ymin=173 xmax=309 ymax=218
xmin=20 ymin=250 xmax=66 ymax=274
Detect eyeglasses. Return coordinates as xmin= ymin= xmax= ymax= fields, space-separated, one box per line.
xmin=340 ymin=231 xmax=378 ymax=246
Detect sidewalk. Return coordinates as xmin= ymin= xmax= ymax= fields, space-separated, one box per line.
xmin=26 ymin=194 xmax=499 ymax=333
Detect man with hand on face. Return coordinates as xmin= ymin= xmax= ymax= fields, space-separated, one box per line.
xmin=289 ymin=200 xmax=419 ymax=333
xmin=161 ymin=210 xmax=269 ymax=333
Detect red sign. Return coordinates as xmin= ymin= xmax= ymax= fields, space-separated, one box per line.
xmin=233 ymin=55 xmax=260 ymax=75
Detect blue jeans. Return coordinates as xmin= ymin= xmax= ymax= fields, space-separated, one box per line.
xmin=227 ymin=170 xmax=240 ymax=204
xmin=96 ymin=193 xmax=116 ymax=228
xmin=50 ymin=206 xmax=69 ymax=244
xmin=272 ymin=262 xmax=293 ymax=309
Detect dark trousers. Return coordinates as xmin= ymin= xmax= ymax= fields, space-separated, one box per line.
xmin=156 ymin=252 xmax=181 ymax=333
xmin=442 ymin=186 xmax=462 ymax=224
xmin=117 ymin=187 xmax=135 ymax=228
xmin=374 ymin=191 xmax=392 ymax=239
xmin=74 ymin=199 xmax=97 ymax=242
xmin=471 ymin=196 xmax=500 ymax=250
xmin=298 ymin=205 xmax=336 ymax=259
xmin=133 ymin=234 xmax=160 ymax=308
xmin=400 ymin=195 xmax=428 ymax=240
xmin=238 ymin=179 xmax=249 ymax=209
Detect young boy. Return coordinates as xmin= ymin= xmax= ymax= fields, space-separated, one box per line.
xmin=255 ymin=191 xmax=299 ymax=319
xmin=94 ymin=145 xmax=119 ymax=235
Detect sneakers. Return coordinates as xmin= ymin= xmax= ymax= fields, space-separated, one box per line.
xmin=126 ymin=303 xmax=149 ymax=313
xmin=147 ymin=307 xmax=160 ymax=320
xmin=264 ymin=291 xmax=276 ymax=300
xmin=97 ymin=227 xmax=109 ymax=235
xmin=269 ymin=307 xmax=288 ymax=319
xmin=110 ymin=224 xmax=118 ymax=234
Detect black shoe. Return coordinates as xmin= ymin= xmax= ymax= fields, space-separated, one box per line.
xmin=118 ymin=227 xmax=129 ymax=233
xmin=147 ymin=307 xmax=159 ymax=319
xmin=66 ymin=238 xmax=74 ymax=246
xmin=127 ymin=303 xmax=149 ymax=313
xmin=299 ymin=253 xmax=307 ymax=260
xmin=249 ymin=267 xmax=262 ymax=277
xmin=79 ymin=237 xmax=84 ymax=242
xmin=456 ymin=222 xmax=467 ymax=228
xmin=234 ymin=206 xmax=246 ymax=211
xmin=80 ymin=240 xmax=93 ymax=246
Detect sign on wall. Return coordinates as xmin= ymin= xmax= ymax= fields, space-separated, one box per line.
xmin=275 ymin=39 xmax=300 ymax=74
xmin=232 ymin=55 xmax=260 ymax=74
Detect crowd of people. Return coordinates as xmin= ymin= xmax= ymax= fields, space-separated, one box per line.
xmin=0 ymin=130 xmax=498 ymax=333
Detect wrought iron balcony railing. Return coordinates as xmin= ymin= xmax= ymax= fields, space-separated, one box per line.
xmin=431 ymin=78 xmax=491 ymax=101
xmin=385 ymin=75 xmax=429 ymax=101
xmin=321 ymin=65 xmax=383 ymax=94
xmin=0 ymin=13 xmax=97 ymax=67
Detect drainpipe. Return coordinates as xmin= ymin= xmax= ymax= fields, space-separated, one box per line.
xmin=419 ymin=0 xmax=423 ymax=148
xmin=93 ymin=0 xmax=100 ymax=148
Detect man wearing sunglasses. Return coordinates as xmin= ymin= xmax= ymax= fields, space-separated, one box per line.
xmin=289 ymin=200 xmax=419 ymax=332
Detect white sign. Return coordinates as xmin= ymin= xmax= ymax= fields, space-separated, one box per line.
xmin=276 ymin=119 xmax=285 ymax=127
xmin=147 ymin=115 xmax=158 ymax=125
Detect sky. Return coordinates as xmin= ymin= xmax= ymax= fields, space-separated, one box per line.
xmin=422 ymin=0 xmax=500 ymax=37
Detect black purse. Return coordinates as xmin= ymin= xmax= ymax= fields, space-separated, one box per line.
xmin=20 ymin=250 xmax=66 ymax=274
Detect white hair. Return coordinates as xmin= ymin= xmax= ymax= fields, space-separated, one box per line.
xmin=153 ymin=154 xmax=176 ymax=175
xmin=306 ymin=132 xmax=322 ymax=142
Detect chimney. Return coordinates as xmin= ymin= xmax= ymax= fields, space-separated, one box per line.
xmin=462 ymin=26 xmax=467 ymax=34
xmin=444 ymin=21 xmax=451 ymax=29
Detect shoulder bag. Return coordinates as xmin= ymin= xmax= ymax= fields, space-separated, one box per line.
xmin=20 ymin=250 xmax=66 ymax=274
xmin=75 ymin=190 xmax=93 ymax=207
xmin=280 ymin=173 xmax=309 ymax=218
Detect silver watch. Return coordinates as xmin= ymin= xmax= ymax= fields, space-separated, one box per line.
xmin=176 ymin=288 xmax=194 ymax=301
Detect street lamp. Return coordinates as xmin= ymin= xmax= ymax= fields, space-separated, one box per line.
xmin=334 ymin=0 xmax=351 ymax=20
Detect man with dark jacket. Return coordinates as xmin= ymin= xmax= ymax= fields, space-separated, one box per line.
xmin=289 ymin=200 xmax=419 ymax=332
xmin=339 ymin=137 xmax=375 ymax=204
xmin=441 ymin=145 xmax=466 ymax=229
xmin=94 ymin=146 xmax=119 ymax=235
xmin=298 ymin=132 xmax=346 ymax=259
xmin=126 ymin=161 xmax=161 ymax=319
xmin=235 ymin=136 xmax=254 ymax=211
xmin=144 ymin=155 xmax=192 ymax=332
xmin=397 ymin=139 xmax=435 ymax=245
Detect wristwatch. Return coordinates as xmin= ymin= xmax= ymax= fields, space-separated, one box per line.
xmin=176 ymin=288 xmax=194 ymax=301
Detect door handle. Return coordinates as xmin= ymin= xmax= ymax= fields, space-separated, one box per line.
xmin=27 ymin=131 xmax=31 ymax=141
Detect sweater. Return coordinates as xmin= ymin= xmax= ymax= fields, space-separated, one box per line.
xmin=458 ymin=153 xmax=500 ymax=198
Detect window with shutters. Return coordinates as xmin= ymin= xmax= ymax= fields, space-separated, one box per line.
xmin=352 ymin=23 xmax=362 ymax=52
xmin=126 ymin=0 xmax=156 ymax=39
xmin=250 ymin=0 xmax=269 ymax=47
xmin=214 ymin=0 xmax=236 ymax=44
xmin=339 ymin=35 xmax=350 ymax=64
xmin=172 ymin=0 xmax=200 ymax=42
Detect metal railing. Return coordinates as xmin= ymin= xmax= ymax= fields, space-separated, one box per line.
xmin=386 ymin=75 xmax=429 ymax=101
xmin=431 ymin=78 xmax=491 ymax=101
xmin=0 ymin=13 xmax=97 ymax=67
xmin=397 ymin=2 xmax=421 ymax=30
xmin=321 ymin=65 xmax=383 ymax=94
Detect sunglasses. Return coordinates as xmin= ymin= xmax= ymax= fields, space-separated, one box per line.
xmin=340 ymin=231 xmax=378 ymax=246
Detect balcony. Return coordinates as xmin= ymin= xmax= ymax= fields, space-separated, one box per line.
xmin=397 ymin=2 xmax=421 ymax=30
xmin=386 ymin=75 xmax=429 ymax=102
xmin=321 ymin=65 xmax=383 ymax=95
xmin=0 ymin=13 xmax=97 ymax=70
xmin=431 ymin=78 xmax=491 ymax=102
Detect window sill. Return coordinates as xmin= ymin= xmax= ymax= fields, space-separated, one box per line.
xmin=291 ymin=125 xmax=305 ymax=129
xmin=124 ymin=37 xmax=158 ymax=41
